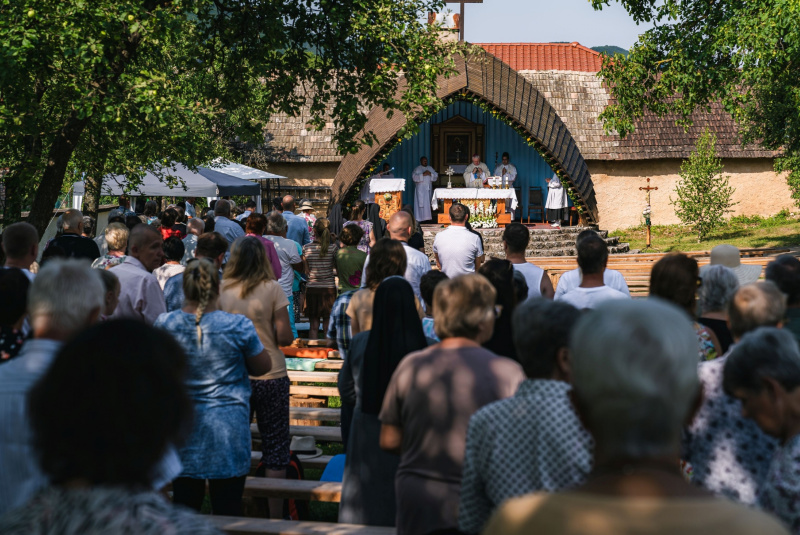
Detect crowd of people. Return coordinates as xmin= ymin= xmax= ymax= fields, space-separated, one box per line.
xmin=3 ymin=195 xmax=800 ymax=535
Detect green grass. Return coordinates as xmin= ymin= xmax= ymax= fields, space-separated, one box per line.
xmin=610 ymin=211 xmax=800 ymax=253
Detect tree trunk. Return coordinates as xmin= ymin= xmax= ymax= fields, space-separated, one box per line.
xmin=83 ymin=160 xmax=107 ymax=221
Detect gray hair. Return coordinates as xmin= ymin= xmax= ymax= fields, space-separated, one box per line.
xmin=266 ymin=211 xmax=287 ymax=234
xmin=214 ymin=199 xmax=231 ymax=218
xmin=28 ymin=259 xmax=104 ymax=334
xmin=728 ymin=282 xmax=787 ymax=340
xmin=513 ymin=298 xmax=581 ymax=379
xmin=723 ymin=327 xmax=800 ymax=395
xmin=698 ymin=265 xmax=739 ymax=314
xmin=187 ymin=218 xmax=205 ymax=235
xmin=570 ymin=299 xmax=699 ymax=459
xmin=62 ymin=209 xmax=83 ymax=231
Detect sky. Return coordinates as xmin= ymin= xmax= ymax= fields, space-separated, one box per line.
xmin=452 ymin=0 xmax=655 ymax=49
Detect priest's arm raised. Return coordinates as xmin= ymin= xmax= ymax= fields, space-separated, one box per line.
xmin=463 ymin=163 xmax=490 ymax=187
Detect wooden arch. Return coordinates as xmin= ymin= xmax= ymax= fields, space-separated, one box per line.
xmin=330 ymin=51 xmax=599 ymax=223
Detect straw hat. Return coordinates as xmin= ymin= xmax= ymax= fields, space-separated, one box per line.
xmin=289 ymin=436 xmax=322 ymax=459
xmin=700 ymin=244 xmax=762 ymax=285
xmin=298 ymin=200 xmax=314 ymax=211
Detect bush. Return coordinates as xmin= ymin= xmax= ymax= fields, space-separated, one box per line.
xmin=671 ymin=129 xmax=737 ymax=241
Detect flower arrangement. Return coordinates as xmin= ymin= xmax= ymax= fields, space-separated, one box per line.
xmin=461 ymin=199 xmax=498 ymax=229
xmin=384 ymin=192 xmax=393 ymax=201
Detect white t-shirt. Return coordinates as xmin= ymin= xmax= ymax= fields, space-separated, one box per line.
xmin=513 ymin=262 xmax=545 ymax=299
xmin=557 ymin=285 xmax=629 ymax=309
xmin=433 ymin=226 xmax=484 ymax=278
xmin=264 ymin=235 xmax=302 ymax=298
xmin=360 ymin=241 xmax=431 ymax=301
xmin=554 ymin=268 xmax=630 ymax=299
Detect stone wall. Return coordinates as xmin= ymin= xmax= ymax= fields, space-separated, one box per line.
xmin=588 ymin=158 xmax=794 ymax=231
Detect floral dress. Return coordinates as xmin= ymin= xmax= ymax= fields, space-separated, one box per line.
xmin=695 ymin=322 xmax=718 ymax=361
xmin=302 ymin=212 xmax=317 ymax=241
xmin=343 ymin=219 xmax=373 ymax=254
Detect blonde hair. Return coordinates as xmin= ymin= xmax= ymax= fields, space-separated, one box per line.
xmin=104 ymin=223 xmax=129 ymax=252
xmin=223 ymin=236 xmax=276 ymax=299
xmin=183 ymin=258 xmax=219 ymax=347
xmin=313 ymin=218 xmax=331 ymax=257
xmin=433 ymin=274 xmax=496 ymax=340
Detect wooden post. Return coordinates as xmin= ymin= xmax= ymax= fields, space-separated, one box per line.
xmin=459 ymin=2 xmax=465 ymax=41
xmin=639 ymin=178 xmax=658 ymax=249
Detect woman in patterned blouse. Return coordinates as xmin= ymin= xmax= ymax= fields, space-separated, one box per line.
xmin=343 ymin=200 xmax=376 ymax=254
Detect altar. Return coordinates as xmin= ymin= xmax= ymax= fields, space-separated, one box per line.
xmin=431 ymin=187 xmax=519 ymax=228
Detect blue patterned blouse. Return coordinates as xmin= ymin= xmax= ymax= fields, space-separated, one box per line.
xmin=154 ymin=310 xmax=264 ymax=479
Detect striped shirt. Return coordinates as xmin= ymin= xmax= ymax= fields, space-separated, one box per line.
xmin=303 ymin=242 xmax=337 ymax=288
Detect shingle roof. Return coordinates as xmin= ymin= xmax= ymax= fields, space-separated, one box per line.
xmin=476 ymin=42 xmax=603 ymax=72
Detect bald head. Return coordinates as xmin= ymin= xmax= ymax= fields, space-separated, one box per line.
xmin=388 ymin=211 xmax=413 ymax=241
xmin=128 ymin=224 xmax=159 ymax=249
xmin=187 ymin=218 xmax=204 ymax=236
xmin=62 ymin=209 xmax=83 ymax=234
xmin=282 ymin=195 xmax=296 ymax=212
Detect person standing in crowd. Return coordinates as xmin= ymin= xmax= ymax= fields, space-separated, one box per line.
xmin=235 ymin=200 xmax=257 ymax=222
xmin=484 ymin=299 xmax=788 ymax=535
xmin=419 ymin=270 xmax=448 ymax=341
xmin=298 ymin=200 xmax=317 ymax=240
xmin=303 ymin=218 xmax=337 ymax=340
xmin=379 ymin=274 xmax=525 ymax=535
xmin=155 ymin=258 xmax=271 ymax=516
xmin=400 ymin=205 xmax=426 ymax=252
xmin=91 ymin=223 xmax=129 ymax=270
xmin=723 ymin=327 xmax=800 ymax=533
xmin=0 ymin=269 xmax=31 ymax=363
xmin=683 ymin=282 xmax=785 ymax=505
xmin=544 ymin=173 xmax=568 ymax=229
xmin=339 ymin=277 xmax=429 ymax=527
xmin=0 ymin=320 xmax=222 ymax=535
xmin=81 ymin=216 xmax=95 ymax=239
xmin=478 ymin=259 xmax=520 ymax=360
xmin=213 ymin=199 xmax=245 ymax=249
xmin=281 ymin=196 xmax=311 ymax=247
xmin=244 ymin=213 xmax=282 ymax=280
xmin=173 ymin=205 xmax=188 ymax=236
xmin=45 ymin=209 xmax=100 ymax=261
xmin=95 ymin=208 xmax=125 ymax=256
xmin=143 ymin=201 xmax=159 ymax=224
xmin=649 ymin=253 xmax=722 ymax=361
xmin=164 ymin=232 xmax=228 ymax=312
xmin=502 ymin=223 xmax=554 ymax=299
xmin=412 ymin=156 xmax=438 ymax=223
xmin=153 ymin=237 xmax=186 ymax=290
xmin=335 ymin=224 xmax=367 ymax=294
xmin=97 ymin=269 xmax=121 ymax=320
xmin=110 ymin=225 xmax=166 ymax=324
xmin=556 ymin=233 xmax=628 ymax=309
xmin=219 ymin=237 xmax=293 ymax=519
xmin=554 ymin=230 xmax=630 ymax=299
xmin=494 ymin=152 xmax=517 ymax=188
xmin=182 ymin=218 xmax=205 ymax=264
xmin=766 ymin=254 xmax=800 ymax=343
xmin=361 ymin=211 xmax=431 ymax=302
xmin=697 ymin=265 xmax=739 ymax=354
xmin=116 ymin=194 xmax=137 ymax=217
xmin=159 ymin=208 xmax=183 ymax=241
xmin=433 ymin=203 xmax=484 ymax=277
xmin=184 ymin=197 xmax=197 ymax=219
xmin=0 ymin=260 xmax=105 ymax=515
xmin=328 ymin=287 xmax=358 ymax=449
xmin=459 ymin=298 xmax=590 ymax=534
xmin=2 ymin=222 xmax=38 ymax=280
xmin=264 ymin=211 xmax=305 ymax=339
xmin=202 ymin=213 xmax=216 ymax=233
xmin=344 ymin=201 xmax=376 ymax=254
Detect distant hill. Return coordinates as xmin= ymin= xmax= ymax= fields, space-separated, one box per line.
xmin=592 ymin=45 xmax=628 ymax=57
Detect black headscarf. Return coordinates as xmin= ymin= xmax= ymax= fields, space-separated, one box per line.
xmin=479 ymin=259 xmax=518 ymax=361
xmin=329 ymin=203 xmax=344 ymax=236
xmin=366 ymin=203 xmax=385 ymax=241
xmin=361 ymin=277 xmax=428 ymax=415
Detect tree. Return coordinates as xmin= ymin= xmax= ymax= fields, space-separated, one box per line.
xmin=671 ymin=130 xmax=736 ymax=241
xmin=591 ymin=0 xmax=800 ymax=204
xmin=1 ymin=0 xmax=459 ymax=236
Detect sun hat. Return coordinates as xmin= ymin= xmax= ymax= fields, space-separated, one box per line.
xmin=700 ymin=244 xmax=762 ymax=285
xmin=289 ymin=435 xmax=322 ymax=459
xmin=298 ymin=200 xmax=314 ymax=211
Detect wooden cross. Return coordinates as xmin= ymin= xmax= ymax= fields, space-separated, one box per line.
xmin=639 ymin=177 xmax=658 ymax=204
xmin=639 ymin=177 xmax=658 ymax=248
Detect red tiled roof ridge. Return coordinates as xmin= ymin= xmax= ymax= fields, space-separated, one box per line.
xmin=474 ymin=42 xmax=602 ymax=73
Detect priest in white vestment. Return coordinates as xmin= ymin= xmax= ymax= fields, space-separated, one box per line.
xmin=412 ymin=156 xmax=438 ymax=222
xmin=545 ymin=172 xmax=569 ymax=228
xmin=463 ymin=154 xmax=491 ymax=188
xmin=361 ymin=163 xmax=395 ymax=202
xmin=493 ymin=152 xmax=517 ymax=188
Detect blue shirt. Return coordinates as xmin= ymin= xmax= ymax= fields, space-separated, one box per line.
xmin=283 ymin=211 xmax=311 ymax=246
xmin=163 ymin=273 xmax=185 ymax=312
xmin=327 ymin=291 xmax=355 ymax=359
xmin=214 ymin=215 xmax=245 ymax=248
xmin=154 ymin=310 xmax=264 ymax=479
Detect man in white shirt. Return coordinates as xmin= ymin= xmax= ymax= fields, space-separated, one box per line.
xmin=110 ymin=225 xmax=166 ymax=324
xmin=554 ymin=230 xmax=630 ymax=299
xmin=2 ymin=222 xmax=38 ymax=281
xmin=463 ymin=154 xmax=491 ymax=188
xmin=361 ymin=211 xmax=431 ymax=302
xmin=494 ymin=152 xmax=517 ymax=188
xmin=412 ymin=156 xmax=438 ymax=223
xmin=184 ymin=197 xmax=197 ymax=219
xmin=181 ymin=218 xmax=204 ymax=265
xmin=433 ymin=203 xmax=484 ymax=277
xmin=502 ymin=223 xmax=554 ymax=299
xmin=556 ymin=233 xmax=629 ymax=309
xmin=265 ymin=211 xmax=306 ymax=338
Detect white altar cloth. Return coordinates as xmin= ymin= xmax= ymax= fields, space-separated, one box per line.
xmin=369 ymin=178 xmax=406 ymax=193
xmin=431 ymin=187 xmax=518 ymax=211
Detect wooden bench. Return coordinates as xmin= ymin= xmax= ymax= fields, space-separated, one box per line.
xmin=289 ymin=385 xmax=341 ymax=397
xmin=312 ymin=360 xmax=343 ymax=371
xmin=250 ymin=451 xmax=333 ymax=472
xmin=288 ymin=371 xmax=339 ymax=384
xmin=289 ymin=406 xmax=341 ymax=422
xmin=252 ymin=424 xmax=342 ymax=443
xmin=208 ymin=516 xmax=395 ymax=535
xmin=241 ymin=477 xmax=342 ymax=502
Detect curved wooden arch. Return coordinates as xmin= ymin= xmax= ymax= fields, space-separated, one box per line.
xmin=330 ymin=52 xmax=598 ymax=223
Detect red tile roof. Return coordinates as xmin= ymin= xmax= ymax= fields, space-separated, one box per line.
xmin=475 ymin=42 xmax=603 ymax=72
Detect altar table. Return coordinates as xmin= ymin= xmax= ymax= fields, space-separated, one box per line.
xmin=431 ymin=187 xmax=519 ymax=226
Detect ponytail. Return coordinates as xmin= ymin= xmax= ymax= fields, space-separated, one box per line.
xmin=313 ymin=218 xmax=332 ymax=257
xmin=183 ymin=258 xmax=219 ymax=348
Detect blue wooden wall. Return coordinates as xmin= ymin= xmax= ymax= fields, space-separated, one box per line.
xmin=375 ymin=100 xmax=568 ymax=217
